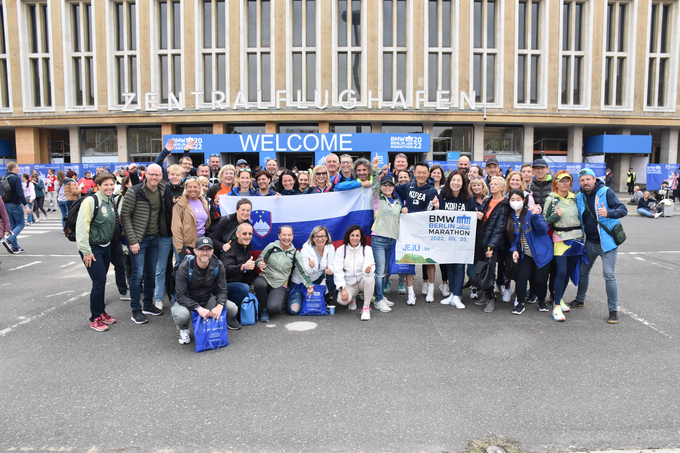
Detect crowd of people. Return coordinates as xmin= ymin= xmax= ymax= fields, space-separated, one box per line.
xmin=0 ymin=140 xmax=632 ymax=341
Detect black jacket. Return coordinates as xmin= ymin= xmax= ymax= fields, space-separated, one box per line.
xmin=207 ymin=213 xmax=252 ymax=256
xmin=175 ymin=256 xmax=228 ymax=311
xmin=531 ymin=177 xmax=553 ymax=210
xmin=220 ymin=241 xmax=256 ymax=285
xmin=480 ymin=196 xmax=510 ymax=251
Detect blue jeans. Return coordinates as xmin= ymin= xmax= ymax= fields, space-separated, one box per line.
xmin=576 ymin=240 xmax=619 ymax=312
xmin=227 ymin=281 xmax=250 ymax=312
xmin=26 ymin=202 xmax=34 ymax=223
xmin=287 ymin=274 xmax=334 ymax=314
xmin=637 ymin=207 xmax=655 ymax=218
xmin=154 ymin=236 xmax=175 ymax=303
xmin=5 ymin=203 xmax=26 ymax=251
xmin=129 ymin=235 xmax=160 ymax=311
xmin=372 ymin=235 xmax=395 ymax=302
xmin=445 ymin=263 xmax=466 ymax=297
xmin=58 ymin=200 xmax=71 ymax=228
xmin=80 ymin=244 xmax=111 ymax=322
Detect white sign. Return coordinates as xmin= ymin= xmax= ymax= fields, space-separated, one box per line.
xmin=396 ymin=211 xmax=477 ymax=264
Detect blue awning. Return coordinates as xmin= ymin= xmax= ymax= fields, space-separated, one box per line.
xmin=584 ymin=135 xmax=652 ymax=154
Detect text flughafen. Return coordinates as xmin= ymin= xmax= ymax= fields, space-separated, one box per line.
xmin=119 ymin=89 xmax=478 ymax=112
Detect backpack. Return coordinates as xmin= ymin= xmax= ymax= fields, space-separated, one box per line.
xmin=0 ymin=175 xmax=15 ymax=203
xmin=171 ymin=255 xmax=220 ymax=305
xmin=64 ymin=192 xmax=99 ymax=242
xmin=240 ymin=293 xmax=259 ymax=326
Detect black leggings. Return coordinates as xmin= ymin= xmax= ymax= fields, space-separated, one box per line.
xmin=253 ymin=276 xmax=288 ymax=316
xmin=514 ymin=256 xmax=550 ymax=304
xmin=422 ymin=264 xmax=447 ymax=282
xmin=33 ymin=196 xmax=47 ymax=218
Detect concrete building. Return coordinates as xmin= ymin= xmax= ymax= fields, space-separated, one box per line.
xmin=0 ymin=0 xmax=678 ymax=190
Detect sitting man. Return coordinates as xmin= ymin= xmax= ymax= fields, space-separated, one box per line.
xmin=628 ymin=186 xmax=642 ymax=205
xmin=172 ymin=237 xmax=239 ymax=345
xmin=220 ymin=223 xmax=257 ymax=322
xmin=637 ymin=191 xmax=662 ymax=219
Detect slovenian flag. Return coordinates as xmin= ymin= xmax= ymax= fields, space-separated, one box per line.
xmin=218 ymin=189 xmax=375 ymax=254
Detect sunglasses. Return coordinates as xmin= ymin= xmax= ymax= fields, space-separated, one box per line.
xmin=210 ymin=153 xmax=220 ymax=157
xmin=238 ymin=168 xmax=252 ymax=173
xmin=316 ymin=172 xmax=327 ymax=176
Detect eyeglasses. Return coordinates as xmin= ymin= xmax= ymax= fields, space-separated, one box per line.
xmin=146 ymin=173 xmax=163 ymax=177
xmin=341 ymin=161 xmax=352 ymax=165
xmin=241 ymin=232 xmax=253 ymax=236
xmin=185 ymin=176 xmax=199 ymax=181
xmin=196 ymin=248 xmax=213 ymax=253
xmin=579 ymin=170 xmax=588 ymax=176
xmin=313 ymin=234 xmax=327 ymax=239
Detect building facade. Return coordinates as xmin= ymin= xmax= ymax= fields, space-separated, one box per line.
xmin=0 ymin=0 xmax=679 ymax=189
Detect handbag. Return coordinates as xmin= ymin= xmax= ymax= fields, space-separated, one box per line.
xmin=240 ymin=292 xmax=259 ymax=326
xmin=505 ymin=257 xmax=519 ymax=281
xmin=469 ymin=258 xmax=494 ymax=291
xmin=299 ymin=284 xmax=328 ymax=316
xmin=388 ymin=242 xmax=415 ymax=275
xmin=191 ymin=309 xmax=229 ymax=353
xmin=583 ymin=199 xmax=627 ymax=246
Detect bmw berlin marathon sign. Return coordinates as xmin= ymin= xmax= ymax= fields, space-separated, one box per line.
xmin=396 ymin=211 xmax=477 ymax=264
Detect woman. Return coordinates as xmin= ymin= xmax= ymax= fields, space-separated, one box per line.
xmin=468 ymin=165 xmax=484 ymax=180
xmin=506 ymin=171 xmax=535 ymax=208
xmin=77 ymin=171 xmax=96 ymax=195
xmin=32 ymin=173 xmax=47 ymax=222
xmin=198 ymin=176 xmax=210 ymax=198
xmin=22 ymin=174 xmax=36 ymax=225
xmin=298 ymin=171 xmax=312 ymax=194
xmin=438 ymin=170 xmax=476 ymax=309
xmin=543 ymin=171 xmax=583 ymax=322
xmin=430 ymin=165 xmax=445 ymax=193
xmin=255 ymin=225 xmax=314 ymax=321
xmin=309 ymin=165 xmax=332 ymax=193
xmin=254 ymin=170 xmax=277 ymax=196
xmin=506 ymin=189 xmax=553 ymax=315
xmin=369 ymin=157 xmax=402 ymax=312
xmin=393 ymin=169 xmax=413 ymax=295
xmin=333 ymin=225 xmax=376 ymax=321
xmin=421 ymin=164 xmax=447 ymax=296
xmin=115 ymin=175 xmax=134 ymax=287
xmin=207 ymin=164 xmax=235 ymax=217
xmin=76 ymin=172 xmax=117 ymax=332
xmin=665 ymin=171 xmax=679 ymax=202
xmin=275 ymin=170 xmax=301 ymax=195
xmin=476 ymin=176 xmax=510 ymax=313
xmin=229 ymin=168 xmax=257 ymax=196
xmin=289 ymin=226 xmax=337 ymax=313
xmin=208 ymin=197 xmax=253 ymax=257
xmin=466 ymin=177 xmax=489 ymax=300
xmin=172 ymin=177 xmax=211 ymax=262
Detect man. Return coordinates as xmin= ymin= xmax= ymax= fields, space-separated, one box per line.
xmin=78 ymin=171 xmax=96 ymax=194
xmin=325 ymin=153 xmax=340 ymax=189
xmin=457 ymin=156 xmax=470 ymax=175
xmin=530 ymin=159 xmax=552 ymax=210
xmin=626 ymin=167 xmax=636 ymax=195
xmin=337 ymin=154 xmax=354 ymax=186
xmin=520 ymin=163 xmax=534 ymax=191
xmin=637 ymin=191 xmax=662 ymax=218
xmin=604 ymin=168 xmax=614 ymax=188
xmin=335 ymin=159 xmax=372 ymax=191
xmin=570 ymin=168 xmax=628 ymax=323
xmin=179 ymin=157 xmax=197 ymax=178
xmin=393 ymin=153 xmax=409 ymax=173
xmin=394 ymin=162 xmax=440 ymax=305
xmin=45 ymin=168 xmax=58 ymax=212
xmin=197 ymin=164 xmax=210 ymax=178
xmin=1 ymin=162 xmax=31 ymax=254
xmin=628 ymin=186 xmax=642 ymax=205
xmin=266 ymin=158 xmax=279 ymax=189
xmin=172 ymin=237 xmax=239 ymax=345
xmin=235 ymin=159 xmax=249 ymax=171
xmin=208 ymin=154 xmax=222 ymax=186
xmin=483 ymin=157 xmax=501 ymax=187
xmin=120 ymin=163 xmax=167 ymax=324
xmin=220 ymin=223 xmax=257 ymax=328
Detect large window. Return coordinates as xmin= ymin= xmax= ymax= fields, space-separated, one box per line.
xmin=243 ymin=0 xmax=274 ymax=105
xmin=559 ymin=0 xmax=588 ymax=108
xmin=227 ymin=124 xmax=266 ymax=134
xmin=330 ymin=123 xmax=371 ymax=133
xmin=646 ymin=2 xmax=674 ymax=109
xmin=110 ymin=1 xmax=139 ymax=108
xmin=23 ymin=2 xmax=53 ymax=110
xmin=603 ymin=1 xmax=635 ymax=109
xmin=0 ymin=4 xmax=10 ymax=110
xmin=289 ymin=0 xmax=318 ymax=105
xmin=128 ymin=127 xmax=162 ymax=159
xmin=432 ymin=126 xmax=473 ymax=161
xmin=81 ymin=128 xmax=118 ymax=160
xmin=66 ymin=2 xmax=95 ymax=108
xmin=200 ymin=0 xmax=227 ymax=106
xmin=155 ymin=0 xmax=183 ymax=105
xmin=516 ymin=0 xmax=546 ymax=107
xmin=425 ymin=0 xmax=457 ymax=107
xmin=484 ymin=126 xmax=523 ymax=161
xmin=334 ymin=0 xmax=364 ymax=105
xmin=472 ymin=0 xmax=500 ymax=105
xmin=380 ymin=0 xmax=409 ymax=104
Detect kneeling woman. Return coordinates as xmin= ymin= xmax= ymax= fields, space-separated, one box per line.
xmin=254 ymin=225 xmax=314 ymax=322
xmin=288 ymin=226 xmax=337 ymax=313
xmin=333 ymin=225 xmax=376 ymax=321
xmin=506 ymin=189 xmax=553 ymax=315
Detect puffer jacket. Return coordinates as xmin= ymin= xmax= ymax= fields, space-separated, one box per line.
xmin=255 ymin=240 xmax=312 ymax=288
xmin=292 ymin=242 xmax=335 ymax=285
xmin=479 ymin=196 xmax=510 ymax=251
xmin=120 ymin=181 xmax=167 ymax=246
xmin=63 ymin=178 xmax=80 ymax=201
xmin=333 ymin=243 xmax=375 ymax=288
xmin=543 ymin=192 xmax=583 ymax=242
xmin=531 ymin=176 xmax=553 ymax=209
xmin=371 ymin=169 xmax=402 ymax=240
xmin=171 ymin=194 xmax=211 ymax=254
xmin=507 ymin=208 xmax=554 ymax=269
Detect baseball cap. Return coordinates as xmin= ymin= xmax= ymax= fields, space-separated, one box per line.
xmin=578 ymin=168 xmax=597 ymax=179
xmin=236 ymin=159 xmax=248 ymax=166
xmin=532 ymin=158 xmax=548 ymax=168
xmin=486 ymin=157 xmax=500 ymax=166
xmin=555 ymin=172 xmax=572 ymax=182
xmin=380 ymin=174 xmax=395 ymax=185
xmin=195 ymin=237 xmax=214 ymax=249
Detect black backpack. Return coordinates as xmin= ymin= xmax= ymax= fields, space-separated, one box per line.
xmin=0 ymin=175 xmax=15 ymax=203
xmin=64 ymin=192 xmax=99 ymax=242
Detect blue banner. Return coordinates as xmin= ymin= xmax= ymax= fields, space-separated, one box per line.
xmin=646 ymin=164 xmax=678 ymax=190
xmin=0 ymin=163 xmax=153 ymax=182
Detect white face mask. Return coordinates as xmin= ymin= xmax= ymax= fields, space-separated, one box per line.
xmin=510 ymin=200 xmax=524 ymax=211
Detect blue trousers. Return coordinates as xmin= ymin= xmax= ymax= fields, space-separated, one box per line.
xmin=129 ymin=235 xmax=160 ymax=311
xmin=576 ymin=240 xmax=619 ymax=312
xmin=5 ymin=203 xmax=26 ymax=251
xmin=154 ymin=236 xmax=175 ymax=303
xmin=80 ymin=244 xmax=112 ymax=322
xmin=372 ymin=235 xmax=394 ymax=303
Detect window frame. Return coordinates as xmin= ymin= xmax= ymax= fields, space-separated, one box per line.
xmin=514 ymin=0 xmax=549 ymax=109
xmin=469 ymin=0 xmax=504 ymax=108
xmin=378 ymin=0 xmax=413 ymax=106
xmin=149 ymin=0 xmax=184 ymax=108
xmin=196 ymin=0 xmax=229 ymax=109
xmin=423 ymin=0 xmax=459 ymax=108
xmin=106 ymin=0 xmax=141 ymax=111
xmin=286 ymin=0 xmax=321 ymax=107
xmin=643 ymin=0 xmax=679 ymax=112
xmin=240 ymin=0 xmax=276 ymax=108
xmin=332 ymin=0 xmax=367 ymax=107
xmin=600 ymin=0 xmax=637 ymax=111
xmin=62 ymin=0 xmax=96 ymax=111
xmin=557 ymin=0 xmax=593 ymax=110
xmin=0 ymin=1 xmax=12 ymax=112
xmin=17 ymin=1 xmax=55 ymax=112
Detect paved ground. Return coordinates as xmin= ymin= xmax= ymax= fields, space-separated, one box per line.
xmin=1 ymin=198 xmax=680 ymax=453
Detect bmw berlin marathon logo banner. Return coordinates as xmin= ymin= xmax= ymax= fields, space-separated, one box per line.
xmin=396 ymin=212 xmax=477 ymax=264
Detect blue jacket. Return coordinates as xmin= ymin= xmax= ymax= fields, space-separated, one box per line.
xmin=394 ymin=180 xmax=438 ymax=213
xmin=229 ymin=187 xmax=257 ymax=197
xmin=335 ymin=177 xmax=360 ymax=191
xmin=576 ymin=180 xmax=627 ymax=253
xmin=5 ymin=172 xmax=27 ymax=206
xmin=34 ymin=179 xmax=45 ymax=198
xmin=508 ymin=209 xmax=554 ymax=269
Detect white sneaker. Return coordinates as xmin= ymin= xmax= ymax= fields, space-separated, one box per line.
xmin=178 ymin=329 xmax=190 ymax=344
xmin=426 ymin=283 xmax=435 ymax=303
xmin=654 ymin=212 xmax=662 ymax=218
xmin=406 ymin=290 xmax=416 ymax=306
xmin=439 ymin=283 xmax=451 ymax=297
xmin=502 ymin=286 xmax=513 ymax=302
xmin=440 ymin=294 xmax=453 ymax=305
xmin=451 ymin=296 xmax=466 ymax=309
xmin=382 ymin=297 xmax=395 ymax=307
xmin=360 ymin=307 xmax=371 ymax=320
xmin=470 ymin=287 xmax=478 ymax=299
xmin=421 ymin=284 xmax=428 ymax=295
xmin=374 ymin=300 xmax=392 ymax=313
xmin=154 ymin=300 xmax=164 ymax=310
xmin=348 ymin=299 xmax=357 ymax=310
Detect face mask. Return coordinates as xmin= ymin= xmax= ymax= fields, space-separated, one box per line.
xmin=510 ymin=200 xmax=524 ymax=211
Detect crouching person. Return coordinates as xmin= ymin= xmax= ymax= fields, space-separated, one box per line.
xmin=172 ymin=237 xmax=239 ymax=345
xmin=220 ymin=223 xmax=257 ymax=327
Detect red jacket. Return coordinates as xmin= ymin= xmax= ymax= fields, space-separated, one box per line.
xmin=77 ymin=177 xmax=96 ymax=194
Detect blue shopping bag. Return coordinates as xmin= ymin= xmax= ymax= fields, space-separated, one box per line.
xmin=299 ymin=284 xmax=328 ymax=316
xmin=388 ymin=242 xmax=415 ymax=275
xmin=240 ymin=293 xmax=259 ymax=326
xmin=191 ymin=310 xmax=229 ymax=353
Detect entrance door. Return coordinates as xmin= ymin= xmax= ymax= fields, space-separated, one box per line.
xmin=223 ymin=153 xmax=260 ymax=169
xmin=278 ymin=153 xmax=315 ymax=172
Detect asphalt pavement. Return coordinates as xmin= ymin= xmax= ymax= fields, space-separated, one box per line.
xmin=1 ymin=200 xmax=680 ymax=453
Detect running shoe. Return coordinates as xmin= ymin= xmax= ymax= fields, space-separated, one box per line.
xmin=439 ymin=283 xmax=451 ymax=297
xmin=360 ymin=307 xmax=371 ymax=320
xmin=397 ymin=282 xmax=406 ymax=294
xmin=553 ymin=305 xmax=565 ymax=322
xmin=90 ymin=317 xmax=109 ymax=332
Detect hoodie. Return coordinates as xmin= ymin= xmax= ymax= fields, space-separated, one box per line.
xmin=394 ymin=179 xmax=438 ymax=212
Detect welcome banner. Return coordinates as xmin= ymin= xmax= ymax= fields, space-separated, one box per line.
xmin=396 ymin=211 xmax=477 ymax=264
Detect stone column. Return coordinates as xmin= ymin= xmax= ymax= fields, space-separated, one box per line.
xmin=319 ymin=121 xmax=330 ymax=133
xmin=371 ymin=122 xmax=382 ymax=133
xmin=161 ymin=123 xmax=176 ymax=137
xmin=213 ymin=123 xmax=227 ymax=134
xmin=117 ymin=125 xmax=129 ymax=163
xmin=660 ymin=128 xmax=679 ymax=165
xmin=69 ymin=127 xmax=81 ymax=163
xmin=265 ymin=122 xmax=277 ymax=133
xmin=616 ymin=154 xmax=630 ymax=192
xmin=423 ymin=122 xmax=434 ymax=160
xmin=473 ymin=123 xmax=485 ymax=162
xmin=523 ymin=125 xmax=534 ymax=163
xmin=15 ymin=127 xmax=41 ymax=164
xmin=567 ymin=126 xmax=583 ymax=163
